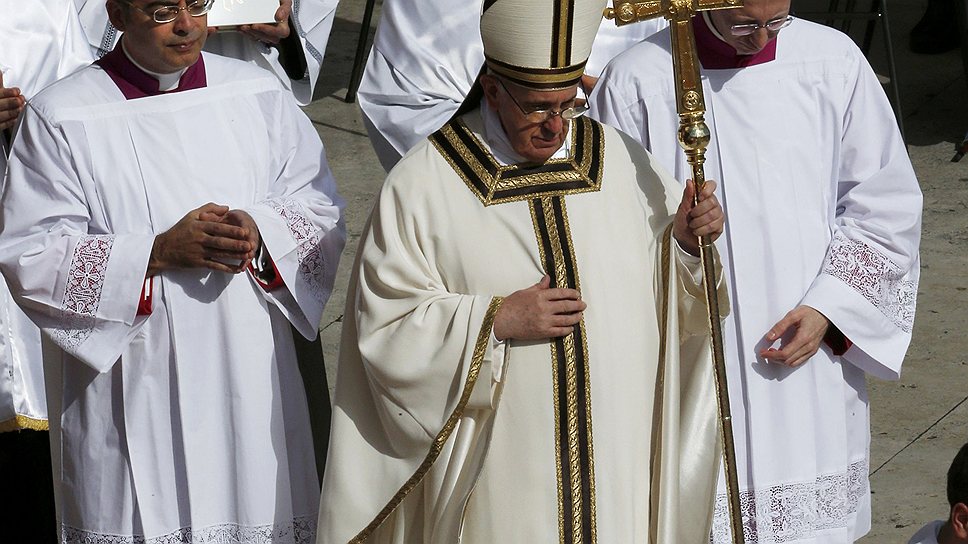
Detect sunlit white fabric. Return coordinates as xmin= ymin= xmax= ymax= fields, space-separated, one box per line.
xmin=0 ymin=0 xmax=93 ymax=432
xmin=0 ymin=53 xmax=346 ymax=543
xmin=590 ymin=19 xmax=922 ymax=544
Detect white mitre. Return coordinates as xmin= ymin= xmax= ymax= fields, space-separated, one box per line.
xmin=481 ymin=0 xmax=607 ymax=90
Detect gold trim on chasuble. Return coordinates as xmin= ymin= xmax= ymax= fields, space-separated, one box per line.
xmin=428 ymin=115 xmax=604 ymax=206
xmin=431 ymin=114 xmax=605 ymax=543
xmin=0 ymin=414 xmax=49 ymax=433
xmin=349 ymin=297 xmax=504 ymax=544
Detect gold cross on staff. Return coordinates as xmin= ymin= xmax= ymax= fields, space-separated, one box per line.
xmin=605 ymin=0 xmax=739 ymax=129
xmin=603 ymin=2 xmax=746 ymax=543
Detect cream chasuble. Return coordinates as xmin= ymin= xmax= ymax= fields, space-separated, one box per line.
xmin=73 ymin=0 xmax=337 ymax=105
xmin=590 ymin=18 xmax=922 ymax=543
xmin=319 ymin=108 xmax=726 ymax=543
xmin=0 ymin=0 xmax=93 ymax=432
xmin=0 ymin=53 xmax=345 ymax=543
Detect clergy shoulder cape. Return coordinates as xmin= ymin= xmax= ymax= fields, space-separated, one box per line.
xmin=0 ymin=52 xmax=345 ymax=543
xmin=357 ymin=0 xmax=668 ymax=171
xmin=319 ymin=107 xmax=726 ymax=543
xmin=0 ymin=0 xmax=93 ymax=432
xmin=590 ymin=17 xmax=922 ymax=544
xmin=73 ymin=0 xmax=337 ymax=105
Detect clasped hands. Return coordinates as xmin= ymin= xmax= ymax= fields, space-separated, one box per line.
xmin=493 ymin=180 xmax=725 ymax=342
xmin=147 ymin=203 xmax=260 ymax=278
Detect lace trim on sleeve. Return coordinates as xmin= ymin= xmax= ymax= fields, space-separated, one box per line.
xmin=49 ymin=235 xmax=115 ymax=351
xmin=822 ymin=232 xmax=917 ymax=333
xmin=710 ymin=459 xmax=868 ymax=543
xmin=270 ymin=198 xmax=325 ymax=301
xmin=62 ymin=515 xmax=316 ymax=544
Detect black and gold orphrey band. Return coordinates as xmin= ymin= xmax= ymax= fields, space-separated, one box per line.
xmin=429 ymin=115 xmax=604 ymax=206
xmin=530 ymin=195 xmax=598 ymax=544
xmin=431 ymin=112 xmax=604 ymax=543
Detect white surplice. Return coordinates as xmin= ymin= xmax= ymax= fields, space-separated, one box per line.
xmin=357 ymin=1 xmax=667 ymax=171
xmin=318 ymin=106 xmax=726 ymax=543
xmin=74 ymin=0 xmax=337 ymax=105
xmin=0 ymin=53 xmax=345 ymax=543
xmin=590 ymin=19 xmax=922 ymax=543
xmin=0 ymin=0 xmax=93 ymax=432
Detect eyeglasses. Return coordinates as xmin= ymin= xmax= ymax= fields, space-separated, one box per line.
xmin=729 ymin=15 xmax=794 ymax=36
xmin=116 ymin=0 xmax=215 ymax=24
xmin=497 ymin=79 xmax=588 ymax=124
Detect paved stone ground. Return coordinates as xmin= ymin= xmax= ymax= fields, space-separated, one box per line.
xmin=301 ymin=1 xmax=968 ymax=541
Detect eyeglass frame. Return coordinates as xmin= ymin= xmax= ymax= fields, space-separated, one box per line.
xmin=495 ymin=78 xmax=589 ymax=124
xmin=729 ymin=15 xmax=794 ymax=37
xmin=114 ymin=0 xmax=215 ymax=24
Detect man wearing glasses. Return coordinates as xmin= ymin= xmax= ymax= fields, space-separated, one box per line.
xmin=74 ymin=0 xmax=337 ymax=106
xmin=319 ymin=1 xmax=729 ymax=541
xmin=590 ymin=0 xmax=922 ymax=541
xmin=0 ymin=1 xmax=345 ymax=542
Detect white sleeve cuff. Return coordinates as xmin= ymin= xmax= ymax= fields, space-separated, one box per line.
xmin=674 ymin=239 xmax=704 ymax=286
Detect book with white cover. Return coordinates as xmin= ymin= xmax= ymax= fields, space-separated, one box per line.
xmin=206 ymin=0 xmax=278 ymax=27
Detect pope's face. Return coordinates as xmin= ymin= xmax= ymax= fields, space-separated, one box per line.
xmin=108 ymin=0 xmax=208 ymax=73
xmin=482 ymin=75 xmax=577 ymax=164
xmin=708 ymin=0 xmax=791 ymax=55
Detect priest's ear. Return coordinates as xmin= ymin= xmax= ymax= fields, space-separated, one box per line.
xmin=480 ymin=73 xmax=501 ymax=112
xmin=952 ymin=502 xmax=968 ymax=541
xmin=949 ymin=441 xmax=968 ymax=542
xmin=106 ymin=0 xmax=130 ymax=32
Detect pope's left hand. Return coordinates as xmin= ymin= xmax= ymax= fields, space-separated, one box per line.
xmin=238 ymin=0 xmax=292 ymax=45
xmin=673 ymin=179 xmax=724 ymax=256
xmin=760 ymin=305 xmax=831 ymax=367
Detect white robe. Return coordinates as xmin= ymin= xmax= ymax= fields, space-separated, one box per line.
xmin=908 ymin=520 xmax=945 ymax=544
xmin=319 ymin=107 xmax=726 ymax=543
xmin=74 ymin=0 xmax=338 ymax=105
xmin=589 ymin=19 xmax=922 ymax=544
xmin=0 ymin=53 xmax=345 ymax=543
xmin=0 ymin=0 xmax=93 ymax=432
xmin=357 ymin=2 xmax=667 ymax=171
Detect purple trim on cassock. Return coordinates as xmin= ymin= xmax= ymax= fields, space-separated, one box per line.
xmin=693 ymin=14 xmax=777 ymax=69
xmin=95 ymin=44 xmax=207 ymax=100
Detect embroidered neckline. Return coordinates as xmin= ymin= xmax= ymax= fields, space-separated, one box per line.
xmin=429 ymin=114 xmax=605 ymax=207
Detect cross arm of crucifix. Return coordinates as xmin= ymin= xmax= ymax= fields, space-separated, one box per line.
xmin=605 ymin=0 xmax=740 ymax=25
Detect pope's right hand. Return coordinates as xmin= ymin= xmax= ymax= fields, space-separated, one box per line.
xmin=492 ymin=275 xmax=586 ymax=341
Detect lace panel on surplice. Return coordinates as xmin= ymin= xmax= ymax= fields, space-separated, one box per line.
xmin=269 ymin=198 xmax=325 ymax=301
xmin=49 ymin=235 xmax=114 ymax=351
xmin=709 ymin=459 xmax=868 ymax=543
xmin=62 ymin=515 xmax=316 ymax=544
xmin=821 ymin=232 xmax=917 ymax=333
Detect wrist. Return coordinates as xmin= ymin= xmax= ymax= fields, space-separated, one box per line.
xmin=146 ymin=235 xmax=166 ymax=277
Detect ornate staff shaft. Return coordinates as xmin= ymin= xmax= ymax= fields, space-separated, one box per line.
xmin=605 ymin=2 xmax=745 ymax=542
